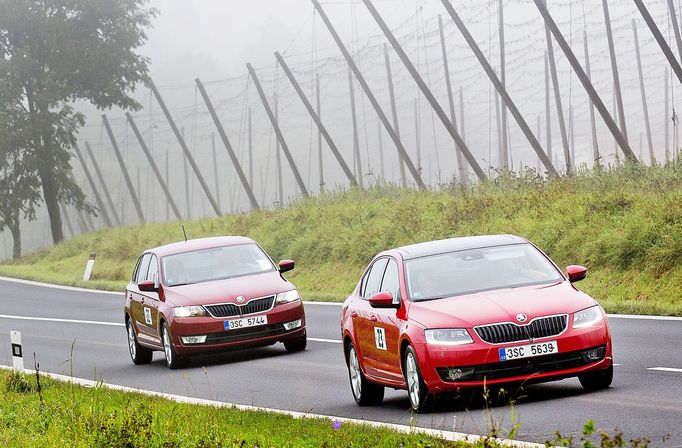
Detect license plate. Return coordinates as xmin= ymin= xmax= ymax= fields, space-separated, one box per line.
xmin=224 ymin=315 xmax=268 ymax=331
xmin=498 ymin=340 xmax=558 ymax=361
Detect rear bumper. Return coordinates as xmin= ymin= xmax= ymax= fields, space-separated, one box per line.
xmin=414 ymin=324 xmax=612 ymax=392
xmin=168 ymin=300 xmax=305 ymax=355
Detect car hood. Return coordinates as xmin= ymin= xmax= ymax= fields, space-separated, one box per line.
xmin=408 ymin=281 xmax=597 ymax=328
xmin=163 ymin=270 xmax=293 ymax=306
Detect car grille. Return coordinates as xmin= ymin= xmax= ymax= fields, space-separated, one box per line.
xmin=204 ymin=296 xmax=275 ymax=318
xmin=475 ymin=315 xmax=568 ymax=344
xmin=436 ymin=345 xmax=605 ymax=382
xmin=203 ymin=324 xmax=288 ymax=345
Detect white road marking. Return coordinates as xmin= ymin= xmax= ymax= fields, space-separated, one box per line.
xmin=0 ymin=364 xmax=543 ymax=447
xmin=0 ymin=314 xmax=124 ymax=327
xmin=0 ymin=275 xmax=122 ymax=296
xmin=647 ymin=367 xmax=682 ymax=373
xmin=3 ymin=276 xmax=682 ymax=321
xmin=304 ymin=301 xmax=342 ymax=306
xmin=606 ymin=314 xmax=682 ymax=322
xmin=0 ymin=314 xmax=343 ymax=344
xmin=614 ymin=363 xmax=622 ymax=366
xmin=309 ymin=337 xmax=342 ymax=344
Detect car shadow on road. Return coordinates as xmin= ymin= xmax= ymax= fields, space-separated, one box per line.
xmin=377 ymin=380 xmax=600 ymax=414
xmin=163 ymin=343 xmax=295 ymax=369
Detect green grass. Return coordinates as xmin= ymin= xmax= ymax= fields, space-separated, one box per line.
xmin=2 ymin=162 xmax=682 ymax=316
xmin=0 ymin=369 xmax=487 ymax=447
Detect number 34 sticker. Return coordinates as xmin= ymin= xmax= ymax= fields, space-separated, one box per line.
xmin=374 ymin=327 xmax=387 ymax=351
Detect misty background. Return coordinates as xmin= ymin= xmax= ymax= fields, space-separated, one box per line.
xmin=2 ymin=0 xmax=679 ymax=260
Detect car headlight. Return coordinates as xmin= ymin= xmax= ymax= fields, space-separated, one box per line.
xmin=573 ymin=305 xmax=604 ymax=329
xmin=173 ymin=306 xmax=207 ymax=317
xmin=424 ymin=329 xmax=474 ymax=346
xmin=276 ymin=289 xmax=300 ymax=304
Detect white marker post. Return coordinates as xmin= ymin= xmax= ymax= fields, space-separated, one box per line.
xmin=83 ymin=253 xmax=96 ymax=281
xmin=10 ymin=331 xmax=24 ymax=372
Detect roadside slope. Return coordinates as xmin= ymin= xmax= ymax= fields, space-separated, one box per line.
xmin=2 ymin=163 xmax=682 ymax=315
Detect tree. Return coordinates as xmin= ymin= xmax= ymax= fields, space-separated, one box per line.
xmin=0 ymin=0 xmax=155 ymax=244
xmin=0 ymin=104 xmax=41 ymax=259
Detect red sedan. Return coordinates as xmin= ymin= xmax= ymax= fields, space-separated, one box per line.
xmin=124 ymin=236 xmax=306 ymax=369
xmin=341 ymin=235 xmax=613 ymax=412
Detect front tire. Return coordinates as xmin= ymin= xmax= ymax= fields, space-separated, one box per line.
xmin=404 ymin=345 xmax=434 ymax=413
xmin=579 ymin=363 xmax=613 ymax=391
xmin=161 ymin=323 xmax=183 ymax=369
xmin=347 ymin=343 xmax=384 ymax=406
xmin=283 ymin=333 xmax=307 ymax=353
xmin=126 ymin=319 xmax=152 ymax=365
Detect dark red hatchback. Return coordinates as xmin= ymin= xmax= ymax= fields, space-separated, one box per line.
xmin=124 ymin=236 xmax=306 ymax=369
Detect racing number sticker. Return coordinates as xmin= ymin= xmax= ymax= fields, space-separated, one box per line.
xmin=143 ymin=307 xmax=152 ymax=325
xmin=374 ymin=327 xmax=387 ymax=351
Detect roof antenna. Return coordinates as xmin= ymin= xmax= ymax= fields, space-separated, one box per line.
xmin=182 ymin=225 xmax=188 ymax=243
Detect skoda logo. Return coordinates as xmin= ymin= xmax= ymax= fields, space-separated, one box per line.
xmin=516 ymin=313 xmax=528 ymax=323
xmin=236 ymin=296 xmax=245 ymax=304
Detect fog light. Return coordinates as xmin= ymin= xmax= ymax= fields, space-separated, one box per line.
xmin=443 ymin=367 xmax=474 ymax=381
xmin=181 ymin=335 xmax=207 ymax=344
xmin=582 ymin=346 xmax=605 ymax=362
xmin=447 ymin=368 xmax=463 ymax=381
xmin=283 ymin=319 xmax=302 ymax=330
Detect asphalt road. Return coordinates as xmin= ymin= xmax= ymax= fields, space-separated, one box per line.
xmin=1 ymin=277 xmax=681 ymax=445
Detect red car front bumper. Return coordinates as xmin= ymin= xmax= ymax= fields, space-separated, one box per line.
xmin=168 ymin=300 xmax=305 ymax=355
xmin=413 ymin=323 xmax=612 ymax=393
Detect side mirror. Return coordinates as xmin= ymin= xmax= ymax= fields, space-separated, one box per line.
xmin=566 ymin=265 xmax=587 ymax=283
xmin=278 ymin=259 xmax=295 ymax=273
xmin=138 ymin=280 xmax=158 ymax=292
xmin=369 ymin=291 xmax=399 ymax=309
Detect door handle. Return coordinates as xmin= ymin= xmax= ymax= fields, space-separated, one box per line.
xmin=351 ymin=311 xmax=358 ymax=318
xmin=370 ymin=315 xmax=378 ymax=322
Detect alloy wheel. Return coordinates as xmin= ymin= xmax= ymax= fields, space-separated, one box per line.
xmin=406 ymin=351 xmax=420 ymax=409
xmin=127 ymin=321 xmax=136 ymax=359
xmin=349 ymin=347 xmax=362 ymax=400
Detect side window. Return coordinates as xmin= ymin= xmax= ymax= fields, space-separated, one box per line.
xmin=380 ymin=258 xmax=400 ymax=301
xmin=135 ymin=254 xmax=152 ymax=284
xmin=146 ymin=255 xmax=159 ymax=285
xmin=132 ymin=257 xmax=143 ymax=282
xmin=362 ymin=258 xmax=389 ymax=299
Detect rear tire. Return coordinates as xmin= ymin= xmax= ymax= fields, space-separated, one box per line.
xmin=161 ymin=323 xmax=183 ymax=369
xmin=579 ymin=363 xmax=613 ymax=391
xmin=126 ymin=319 xmax=152 ymax=365
xmin=283 ymin=333 xmax=307 ymax=353
xmin=347 ymin=343 xmax=384 ymax=406
xmin=403 ymin=345 xmax=435 ymax=413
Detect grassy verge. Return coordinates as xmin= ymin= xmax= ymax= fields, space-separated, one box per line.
xmin=0 ymin=369 xmax=486 ymax=447
xmin=2 ymin=162 xmax=682 ymax=315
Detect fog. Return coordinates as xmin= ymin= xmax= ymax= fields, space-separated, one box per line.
xmin=2 ymin=0 xmax=680 ymax=259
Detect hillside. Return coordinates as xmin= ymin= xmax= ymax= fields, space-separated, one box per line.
xmin=2 ymin=162 xmax=682 ymax=316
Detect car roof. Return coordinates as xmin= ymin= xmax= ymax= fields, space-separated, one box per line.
xmin=147 ymin=236 xmax=256 ymax=257
xmin=395 ymin=234 xmax=528 ymax=260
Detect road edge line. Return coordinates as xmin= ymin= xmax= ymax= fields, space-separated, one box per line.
xmin=3 ymin=275 xmax=682 ymax=320
xmin=0 ymin=365 xmax=542 ymax=447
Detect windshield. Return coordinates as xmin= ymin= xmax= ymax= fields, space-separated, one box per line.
xmin=162 ymin=243 xmax=275 ymax=287
xmin=405 ymin=243 xmax=563 ymax=301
